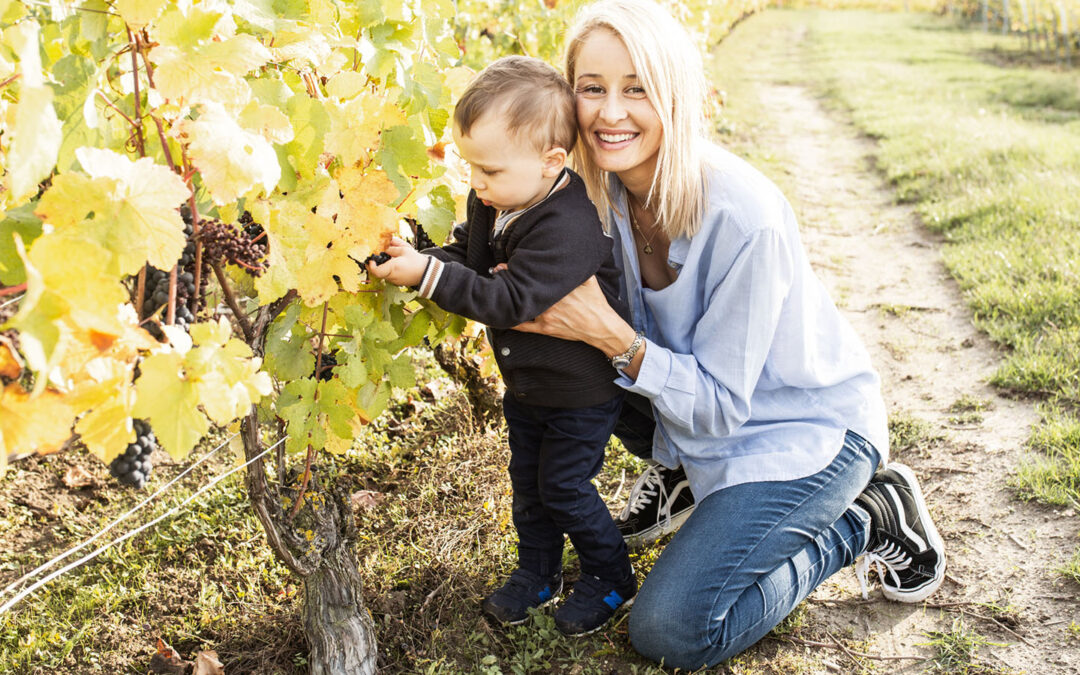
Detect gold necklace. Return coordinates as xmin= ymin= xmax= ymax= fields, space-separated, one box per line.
xmin=627 ymin=196 xmax=657 ymax=255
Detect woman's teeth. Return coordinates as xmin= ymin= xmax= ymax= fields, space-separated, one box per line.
xmin=598 ymin=132 xmax=636 ymax=143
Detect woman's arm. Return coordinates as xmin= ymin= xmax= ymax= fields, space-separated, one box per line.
xmin=513 ymin=276 xmax=644 ymax=378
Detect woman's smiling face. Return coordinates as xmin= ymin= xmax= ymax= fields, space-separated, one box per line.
xmin=573 ymin=29 xmax=662 ymax=189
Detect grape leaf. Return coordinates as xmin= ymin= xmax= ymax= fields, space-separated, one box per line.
xmin=115 ymin=0 xmax=168 ymax=28
xmin=0 ymin=206 xmax=42 ymax=285
xmin=0 ymin=383 xmax=77 ymax=461
xmin=33 ymin=149 xmax=188 ymax=276
xmin=185 ymin=318 xmax=272 ymax=425
xmin=150 ymin=34 xmax=271 ymax=106
xmin=264 ymin=302 xmax=315 ymax=381
xmin=177 ymin=103 xmax=280 ymax=205
xmin=5 ymin=85 xmax=62 ymax=207
xmin=72 ymin=357 xmax=138 ymax=462
xmin=133 ymin=351 xmax=210 ymax=460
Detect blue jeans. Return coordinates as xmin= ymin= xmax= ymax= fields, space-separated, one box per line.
xmin=627 ymin=430 xmax=880 ymax=669
xmin=503 ymin=393 xmax=632 ymax=582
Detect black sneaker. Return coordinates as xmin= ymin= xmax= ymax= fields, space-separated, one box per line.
xmin=553 ymin=573 xmax=637 ymax=636
xmin=854 ymin=462 xmax=946 ymax=603
xmin=481 ymin=568 xmax=563 ymax=625
xmin=616 ymin=463 xmax=695 ymax=548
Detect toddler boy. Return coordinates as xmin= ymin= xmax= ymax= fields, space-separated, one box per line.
xmin=369 ymin=55 xmax=635 ymax=636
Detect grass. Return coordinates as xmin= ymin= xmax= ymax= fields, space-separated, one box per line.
xmin=922 ymin=617 xmax=1010 ymax=674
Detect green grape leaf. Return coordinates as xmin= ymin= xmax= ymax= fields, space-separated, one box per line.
xmin=132 ymin=351 xmax=211 ymax=460
xmin=387 ymin=353 xmax=415 ymax=389
xmin=0 ymin=206 xmax=42 ymax=285
xmin=264 ymin=302 xmax=316 ymax=381
xmin=377 ymin=125 xmax=430 ymax=196
xmin=418 ymin=184 xmax=456 ymax=246
xmin=355 ymin=379 xmax=390 ymax=421
xmin=284 ymin=94 xmax=329 ymax=181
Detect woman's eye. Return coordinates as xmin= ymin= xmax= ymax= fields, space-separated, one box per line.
xmin=577 ymin=84 xmax=604 ymax=96
xmin=626 ymin=86 xmax=647 ymax=98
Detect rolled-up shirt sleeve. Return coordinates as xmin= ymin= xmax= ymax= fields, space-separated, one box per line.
xmin=620 ymin=227 xmax=794 ymax=439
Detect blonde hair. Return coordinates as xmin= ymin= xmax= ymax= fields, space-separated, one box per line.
xmin=565 ymin=0 xmax=710 ymax=238
xmin=454 ymin=55 xmax=577 ymax=153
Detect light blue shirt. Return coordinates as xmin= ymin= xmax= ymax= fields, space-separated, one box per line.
xmin=612 ymin=145 xmax=889 ymax=500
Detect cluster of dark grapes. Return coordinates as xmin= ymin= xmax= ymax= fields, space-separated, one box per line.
xmin=239 ymin=211 xmax=268 ymax=254
xmin=412 ymin=220 xmax=435 ymax=251
xmin=109 ymin=419 xmax=156 ymax=489
xmin=313 ymin=351 xmax=338 ymax=381
xmin=361 ymin=252 xmax=391 ymax=268
xmin=198 ymin=219 xmax=268 ymax=279
xmin=142 ymin=267 xmax=197 ymax=331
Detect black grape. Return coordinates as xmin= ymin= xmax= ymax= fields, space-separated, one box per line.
xmin=109 ymin=419 xmax=156 ymax=489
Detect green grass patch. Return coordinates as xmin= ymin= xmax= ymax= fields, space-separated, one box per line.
xmin=922 ymin=617 xmax=1009 ymax=674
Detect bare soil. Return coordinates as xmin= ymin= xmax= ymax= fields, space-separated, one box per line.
xmin=738 ymin=27 xmax=1080 ymax=675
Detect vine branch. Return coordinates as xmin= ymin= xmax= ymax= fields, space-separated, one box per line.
xmin=210 ymin=260 xmax=254 ymax=342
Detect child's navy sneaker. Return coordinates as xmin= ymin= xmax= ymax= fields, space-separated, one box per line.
xmin=553 ymin=573 xmax=637 ymax=636
xmin=481 ymin=568 xmax=563 ymax=625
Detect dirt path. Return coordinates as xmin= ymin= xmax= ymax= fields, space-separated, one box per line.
xmin=735 ymin=22 xmax=1080 ymax=675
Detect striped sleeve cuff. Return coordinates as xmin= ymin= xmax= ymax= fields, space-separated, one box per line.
xmin=417 ymin=256 xmax=444 ymax=299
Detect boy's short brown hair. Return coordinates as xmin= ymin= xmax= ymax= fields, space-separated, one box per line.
xmin=453 ymin=55 xmax=577 ymax=153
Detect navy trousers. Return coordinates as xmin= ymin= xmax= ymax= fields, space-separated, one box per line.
xmin=502 ymin=393 xmax=631 ymax=582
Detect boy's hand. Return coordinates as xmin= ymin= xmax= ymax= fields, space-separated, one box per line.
xmin=367 ymin=237 xmax=428 ymax=287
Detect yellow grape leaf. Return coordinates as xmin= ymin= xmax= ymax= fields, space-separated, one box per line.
xmin=71 ymin=357 xmax=138 ymax=462
xmin=27 ymin=234 xmax=128 ymax=337
xmin=35 ymin=148 xmax=189 ymax=275
xmin=132 ymin=351 xmax=210 ymax=460
xmin=5 ymin=85 xmax=62 ymax=207
xmin=4 ymin=20 xmax=60 ymax=205
xmin=0 ymin=382 xmax=76 ymax=458
xmin=6 ymin=234 xmax=132 ymax=386
xmin=253 ymin=199 xmax=306 ymax=303
xmin=115 ymin=0 xmax=168 ymax=28
xmin=269 ymin=28 xmax=331 ymax=69
xmin=299 ymin=212 xmax=366 ymax=305
xmin=324 ymin=94 xmax=406 ymax=168
xmin=185 ymin=318 xmax=271 ymax=425
xmin=239 ymin=101 xmax=294 ymax=144
xmin=334 ymin=166 xmax=400 ymax=253
xmin=177 ymin=103 xmax=280 ymax=205
xmin=150 ymin=34 xmax=271 ymax=106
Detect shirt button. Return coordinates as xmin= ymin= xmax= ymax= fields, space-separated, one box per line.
xmin=500 ymin=347 xmax=510 ymax=356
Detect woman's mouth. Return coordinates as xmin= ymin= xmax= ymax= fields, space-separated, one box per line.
xmin=595 ymin=131 xmax=639 ymax=149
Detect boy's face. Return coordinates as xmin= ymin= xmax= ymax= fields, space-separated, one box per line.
xmin=452 ymin=112 xmax=565 ymax=213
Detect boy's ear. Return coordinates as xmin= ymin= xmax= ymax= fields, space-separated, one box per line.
xmin=541 ymin=146 xmax=568 ymax=177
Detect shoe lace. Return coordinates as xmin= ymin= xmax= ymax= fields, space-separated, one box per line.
xmin=619 ymin=464 xmax=676 ymax=534
xmin=855 ymin=539 xmax=912 ymax=600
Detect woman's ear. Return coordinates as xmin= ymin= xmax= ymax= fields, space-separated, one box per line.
xmin=542 ymin=146 xmax=568 ymax=177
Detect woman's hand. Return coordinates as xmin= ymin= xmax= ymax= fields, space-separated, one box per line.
xmin=514 ymin=277 xmax=641 ymax=373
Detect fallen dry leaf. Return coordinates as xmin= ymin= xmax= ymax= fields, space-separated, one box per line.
xmin=62 ymin=465 xmax=99 ymax=489
xmin=193 ymin=650 xmax=224 ymax=675
xmin=0 ymin=338 xmax=22 ymax=379
xmin=149 ymin=638 xmax=189 ymax=674
xmin=351 ymin=489 xmax=383 ymax=512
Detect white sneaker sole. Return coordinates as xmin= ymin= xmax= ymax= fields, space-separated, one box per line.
xmin=621 ymin=505 xmax=695 ymax=549
xmin=881 ymin=462 xmax=947 ymax=603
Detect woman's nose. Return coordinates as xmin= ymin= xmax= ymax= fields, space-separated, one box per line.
xmin=599 ymin=93 xmax=627 ymax=124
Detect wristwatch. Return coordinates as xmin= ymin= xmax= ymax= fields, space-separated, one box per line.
xmin=610 ymin=331 xmax=645 ymax=371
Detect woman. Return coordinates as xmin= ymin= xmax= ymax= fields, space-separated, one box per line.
xmin=513 ymin=0 xmax=948 ymax=667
